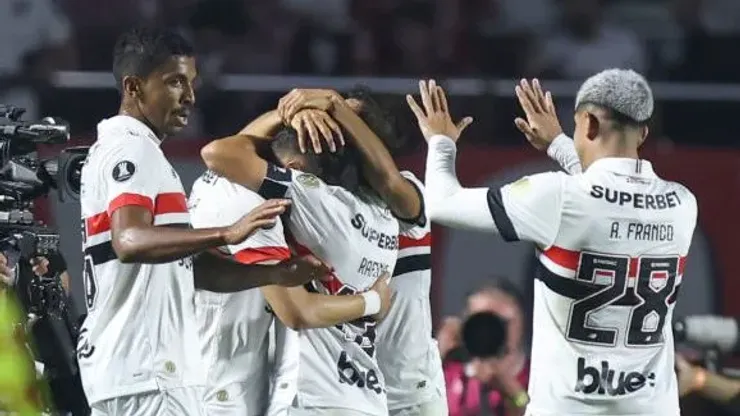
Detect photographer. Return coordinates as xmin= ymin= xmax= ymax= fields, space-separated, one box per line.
xmin=676 ymin=354 xmax=740 ymax=415
xmin=440 ymin=278 xmax=530 ymax=416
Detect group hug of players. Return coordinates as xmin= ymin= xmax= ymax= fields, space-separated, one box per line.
xmin=76 ymin=27 xmax=696 ymax=416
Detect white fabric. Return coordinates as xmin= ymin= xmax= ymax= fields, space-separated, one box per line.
xmin=425 ymin=134 xmax=697 ymax=414
xmin=424 ymin=136 xmax=498 ymax=232
xmin=376 ymin=172 xmax=446 ymax=410
xmin=189 ymin=174 xmax=291 ymax=415
xmin=89 ymin=387 xmax=206 ymax=416
xmin=547 ymin=134 xmax=583 ymax=174
xmin=258 ymin=164 xmax=399 ymax=415
xmin=387 ymin=396 xmax=449 ymax=416
xmin=78 ymin=115 xmax=202 ymax=405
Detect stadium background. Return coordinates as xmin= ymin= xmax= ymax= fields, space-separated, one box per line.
xmin=5 ymin=0 xmax=740 ymax=413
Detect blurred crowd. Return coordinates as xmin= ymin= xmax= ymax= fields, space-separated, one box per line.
xmin=2 ymin=0 xmax=740 ymax=145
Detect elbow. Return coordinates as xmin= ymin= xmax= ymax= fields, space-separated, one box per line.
xmin=111 ymin=231 xmax=143 ymax=263
xmin=200 ymin=142 xmax=221 ymax=171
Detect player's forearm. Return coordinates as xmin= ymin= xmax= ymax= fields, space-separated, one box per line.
xmin=237 ymin=110 xmax=283 ymax=139
xmin=113 ymin=225 xmax=228 ymax=263
xmin=194 ymin=252 xmax=295 ymax=292
xmin=200 ymin=134 xmax=268 ymax=191
xmin=547 ymin=134 xmax=582 ymax=174
xmin=331 ymin=105 xmax=422 ymax=220
xmin=697 ymin=369 xmax=740 ymax=404
xmin=425 ymin=136 xmax=499 ymax=231
xmin=263 ymin=285 xmax=366 ymax=329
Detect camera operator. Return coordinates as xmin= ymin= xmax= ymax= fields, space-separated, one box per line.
xmin=676 ymin=354 xmax=740 ymax=415
xmin=439 ymin=278 xmax=530 ymax=416
xmin=0 ymin=250 xmax=87 ymax=415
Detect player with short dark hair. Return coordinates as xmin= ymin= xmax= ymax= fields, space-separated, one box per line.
xmin=409 ymin=73 xmax=697 ymax=416
xmin=79 ymin=27 xmax=328 ymax=415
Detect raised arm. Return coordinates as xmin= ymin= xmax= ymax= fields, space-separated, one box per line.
xmin=199 ymin=111 xmax=286 ymax=191
xmin=514 ymin=78 xmax=581 ymax=174
xmin=328 ymin=99 xmax=423 ymax=222
xmin=410 ymin=80 xmax=564 ymax=247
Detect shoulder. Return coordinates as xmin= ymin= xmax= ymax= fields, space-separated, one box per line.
xmin=503 ymin=171 xmax=567 ymax=195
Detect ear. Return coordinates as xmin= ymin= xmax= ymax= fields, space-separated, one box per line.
xmin=284 ymin=158 xmax=305 ymax=171
xmin=122 ymin=76 xmax=142 ymax=100
xmin=637 ymin=126 xmax=649 ymax=148
xmin=585 ymin=112 xmax=600 ymax=141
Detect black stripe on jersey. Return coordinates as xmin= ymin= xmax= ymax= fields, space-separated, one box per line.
xmin=394 ymin=254 xmax=431 ymax=277
xmin=258 ymin=163 xmax=291 ymax=200
xmin=486 ymin=188 xmax=519 ymax=242
xmin=85 ymin=241 xmax=116 ymax=265
xmin=84 ymin=223 xmax=191 ymax=265
xmin=395 ymin=178 xmax=427 ymax=228
xmin=535 ymin=262 xmax=643 ymax=306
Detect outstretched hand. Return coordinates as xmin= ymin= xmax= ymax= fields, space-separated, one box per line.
xmin=514 ymin=79 xmax=563 ymax=151
xmin=407 ymin=80 xmax=473 ymax=142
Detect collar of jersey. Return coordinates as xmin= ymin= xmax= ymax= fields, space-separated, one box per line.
xmin=101 ymin=115 xmax=162 ymax=146
xmin=586 ymin=157 xmax=654 ymax=177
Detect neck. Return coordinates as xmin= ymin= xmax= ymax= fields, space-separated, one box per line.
xmin=119 ymin=101 xmax=165 ymax=141
xmin=583 ymin=135 xmax=639 ymax=169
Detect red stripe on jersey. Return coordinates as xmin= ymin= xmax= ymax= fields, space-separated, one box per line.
xmin=233 ymin=246 xmax=291 ymax=265
xmin=543 ymin=246 xmax=687 ymax=278
xmin=108 ymin=193 xmax=154 ymax=216
xmin=154 ymin=192 xmax=188 ymax=214
xmin=87 ymin=192 xmax=188 ymax=236
xmin=284 ymin=235 xmax=344 ymax=294
xmin=399 ymin=232 xmax=431 ymax=249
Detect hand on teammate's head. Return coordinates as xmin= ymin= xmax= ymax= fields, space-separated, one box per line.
xmin=278 ymin=88 xmax=343 ymax=124
xmin=406 ymin=79 xmax=473 ymax=142
xmin=223 ymin=199 xmax=292 ymax=245
xmin=370 ymin=272 xmax=392 ymax=320
xmin=514 ymin=78 xmax=564 ymax=151
xmin=291 ymin=109 xmax=345 ymax=154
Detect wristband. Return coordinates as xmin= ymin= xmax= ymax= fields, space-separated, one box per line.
xmin=361 ymin=291 xmax=381 ymax=316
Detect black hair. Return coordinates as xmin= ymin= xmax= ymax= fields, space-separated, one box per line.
xmin=112 ymin=27 xmax=195 ymax=91
xmin=270 ymin=126 xmax=366 ymax=195
xmin=345 ymin=86 xmax=407 ymax=153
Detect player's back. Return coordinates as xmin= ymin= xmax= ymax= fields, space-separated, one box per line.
xmin=528 ymin=159 xmax=697 ymax=415
xmin=77 ymin=115 xmax=203 ymax=405
xmin=258 ymin=164 xmax=399 ymax=415
xmin=376 ymin=171 xmax=445 ymax=411
xmin=188 ymin=172 xmax=289 ymax=414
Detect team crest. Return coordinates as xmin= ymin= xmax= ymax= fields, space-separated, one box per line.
xmin=112 ymin=161 xmax=136 ymax=182
xmin=296 ymin=173 xmax=320 ymax=188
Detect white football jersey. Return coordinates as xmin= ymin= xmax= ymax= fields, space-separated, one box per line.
xmin=189 ymin=171 xmax=291 ymax=415
xmin=376 ymin=172 xmax=445 ymax=410
xmin=258 ymin=163 xmax=400 ymax=415
xmin=489 ymin=157 xmax=697 ymax=415
xmin=78 ymin=115 xmax=203 ymax=404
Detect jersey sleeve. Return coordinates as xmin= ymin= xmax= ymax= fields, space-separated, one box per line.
xmin=487 ymin=171 xmax=565 ymax=247
xmin=189 ymin=174 xmax=290 ymax=264
xmin=257 ymin=163 xmax=331 ymax=243
xmin=99 ymin=137 xmax=163 ymax=216
xmin=546 ymin=134 xmax=583 ymax=175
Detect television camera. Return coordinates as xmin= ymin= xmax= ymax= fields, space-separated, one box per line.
xmin=0 ymin=104 xmax=89 ymax=414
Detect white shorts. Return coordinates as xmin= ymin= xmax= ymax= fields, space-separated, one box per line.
xmin=288 ymin=405 xmax=384 ymax=416
xmin=388 ymin=397 xmax=449 ymax=416
xmin=90 ymin=387 xmax=206 ymax=416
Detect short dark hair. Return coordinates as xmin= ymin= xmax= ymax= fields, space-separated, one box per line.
xmin=345 ymin=86 xmax=406 ymax=153
xmin=270 ymin=126 xmax=365 ymax=194
xmin=112 ymin=27 xmax=195 ymax=90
